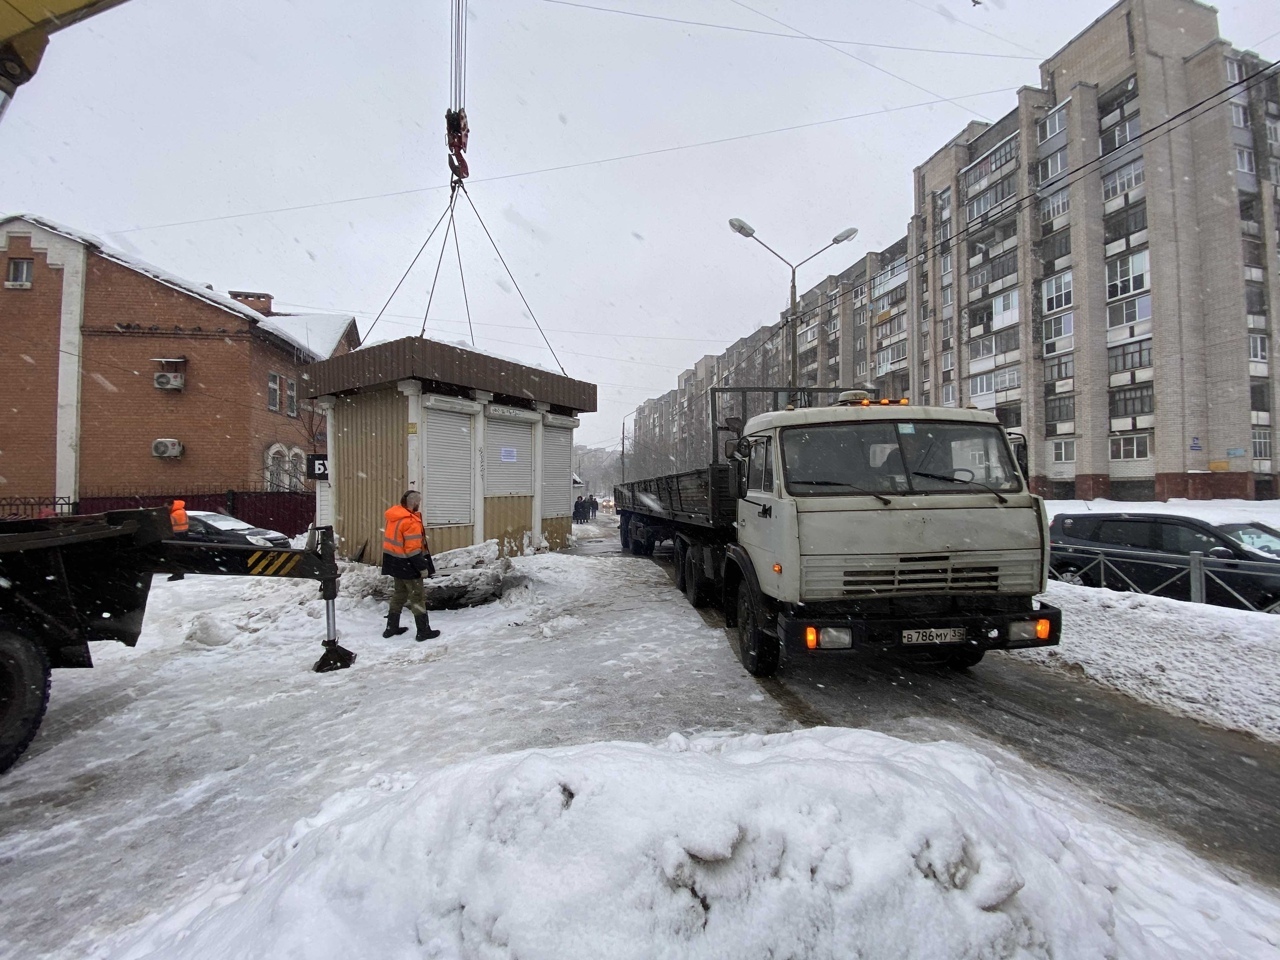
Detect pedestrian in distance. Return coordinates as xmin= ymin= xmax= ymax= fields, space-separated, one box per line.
xmin=574 ymin=496 xmax=585 ymax=524
xmin=589 ymin=495 xmax=598 ymax=521
xmin=381 ymin=490 xmax=441 ymax=642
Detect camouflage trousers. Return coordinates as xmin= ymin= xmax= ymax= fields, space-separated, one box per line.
xmin=389 ymin=577 xmax=427 ymax=617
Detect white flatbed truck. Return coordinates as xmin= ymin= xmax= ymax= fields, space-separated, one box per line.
xmin=615 ymin=389 xmax=1061 ymax=676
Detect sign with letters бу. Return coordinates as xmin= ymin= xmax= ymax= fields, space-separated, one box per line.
xmin=306 ymin=454 xmax=329 ymax=480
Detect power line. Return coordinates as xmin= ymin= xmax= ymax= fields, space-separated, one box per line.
xmin=901 ymin=0 xmax=1042 ymax=57
xmin=729 ymin=0 xmax=990 ymax=122
xmin=107 ymin=86 xmax=1016 ymax=234
xmin=539 ymin=0 xmax=1041 ymax=60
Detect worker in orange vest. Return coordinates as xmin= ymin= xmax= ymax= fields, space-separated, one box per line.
xmin=169 ymin=499 xmax=189 ymax=538
xmin=381 ymin=490 xmax=440 ymax=641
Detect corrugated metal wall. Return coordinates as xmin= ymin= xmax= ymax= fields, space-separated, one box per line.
xmin=543 ymin=516 xmax=571 ymax=551
xmin=425 ymin=524 xmax=474 ymax=554
xmin=333 ymin=387 xmax=406 ymax=562
xmin=541 ymin=426 xmax=573 ymax=517
xmin=484 ymin=495 xmax=533 ymax=555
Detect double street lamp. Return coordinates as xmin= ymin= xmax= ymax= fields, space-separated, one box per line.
xmin=729 ymin=218 xmax=858 ymax=390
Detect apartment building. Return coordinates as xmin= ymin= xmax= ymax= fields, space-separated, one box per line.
xmin=913 ymin=0 xmax=1278 ymax=499
xmin=628 ymin=0 xmax=1277 ymax=498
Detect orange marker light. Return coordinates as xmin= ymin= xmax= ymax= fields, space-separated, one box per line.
xmin=899 ymin=398 xmax=909 ymax=405
xmin=861 ymin=399 xmax=871 ymax=406
xmin=772 ymin=563 xmax=783 ymax=574
xmin=805 ymin=626 xmax=819 ymax=649
xmin=1036 ymin=618 xmax=1052 ymax=640
xmin=880 ymin=398 xmax=890 ymax=405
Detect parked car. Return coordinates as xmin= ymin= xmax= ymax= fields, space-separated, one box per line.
xmin=1049 ymin=512 xmax=1280 ymax=614
xmin=185 ymin=510 xmax=291 ymax=548
xmin=1217 ymin=520 xmax=1280 ymax=559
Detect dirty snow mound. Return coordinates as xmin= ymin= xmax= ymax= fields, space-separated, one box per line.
xmin=109 ymin=729 xmax=1280 ymax=960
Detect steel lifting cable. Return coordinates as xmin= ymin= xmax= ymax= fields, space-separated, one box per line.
xmin=359 ymin=199 xmax=454 ymax=346
xmin=420 ymin=186 xmax=461 ymax=338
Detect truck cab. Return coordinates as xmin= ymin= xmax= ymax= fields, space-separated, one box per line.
xmin=723 ymin=398 xmax=1060 ymax=674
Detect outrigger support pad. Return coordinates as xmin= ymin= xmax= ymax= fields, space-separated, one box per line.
xmin=313 ymin=596 xmax=355 ymax=672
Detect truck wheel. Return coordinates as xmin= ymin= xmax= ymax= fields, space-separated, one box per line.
xmin=685 ymin=548 xmax=710 ymax=608
xmin=630 ymin=533 xmax=645 ymax=556
xmin=1055 ymin=565 xmax=1093 ymax=587
xmin=736 ymin=582 xmax=779 ymax=677
xmin=0 ymin=631 xmax=52 ymax=775
xmin=674 ymin=539 xmax=688 ymax=592
xmin=619 ymin=513 xmax=631 ymax=550
xmin=642 ymin=534 xmax=656 ymax=557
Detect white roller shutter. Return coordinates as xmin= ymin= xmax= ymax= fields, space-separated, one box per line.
xmin=423 ymin=408 xmax=474 ymax=525
xmin=485 ymin=418 xmax=533 ymax=496
xmin=541 ymin=426 xmax=573 ymax=518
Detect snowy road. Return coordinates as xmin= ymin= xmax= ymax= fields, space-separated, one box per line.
xmin=624 ymin=532 xmax=1280 ymax=889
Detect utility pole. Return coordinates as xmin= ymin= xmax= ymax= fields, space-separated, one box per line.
xmin=620 ymin=424 xmax=626 ymax=483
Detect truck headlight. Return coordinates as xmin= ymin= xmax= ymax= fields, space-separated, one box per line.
xmin=1009 ymin=619 xmax=1052 ymax=641
xmin=819 ymin=627 xmax=852 ymax=649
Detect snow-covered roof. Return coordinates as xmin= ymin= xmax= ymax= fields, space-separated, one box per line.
xmin=2 ymin=214 xmax=355 ymax=361
xmin=257 ymin=313 xmax=356 ymax=361
xmin=1 ymin=214 xmax=266 ymax=325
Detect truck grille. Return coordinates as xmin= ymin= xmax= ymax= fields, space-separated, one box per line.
xmin=802 ymin=552 xmax=1039 ymax=599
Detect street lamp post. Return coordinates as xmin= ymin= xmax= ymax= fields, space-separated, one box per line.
xmin=728 ymin=219 xmax=858 ymax=392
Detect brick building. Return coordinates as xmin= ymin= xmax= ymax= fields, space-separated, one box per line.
xmin=0 ymin=215 xmax=358 ymax=504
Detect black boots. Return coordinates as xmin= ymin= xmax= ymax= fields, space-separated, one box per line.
xmin=383 ymin=610 xmax=409 ymax=638
xmin=414 ymin=613 xmax=441 ymax=642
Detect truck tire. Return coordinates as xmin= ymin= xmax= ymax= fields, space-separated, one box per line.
xmin=736 ymin=582 xmax=779 ymax=677
xmin=630 ymin=529 xmax=646 ymax=556
xmin=673 ymin=539 xmax=687 ymax=592
xmin=619 ymin=513 xmax=631 ymax=550
xmin=685 ymin=547 xmax=710 ymax=608
xmin=0 ymin=631 xmax=52 ymax=775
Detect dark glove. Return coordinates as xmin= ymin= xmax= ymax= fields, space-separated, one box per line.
xmin=426 ymin=556 xmax=437 ymax=578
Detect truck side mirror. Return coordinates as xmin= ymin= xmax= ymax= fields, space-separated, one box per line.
xmin=723 ymin=438 xmax=739 ymax=461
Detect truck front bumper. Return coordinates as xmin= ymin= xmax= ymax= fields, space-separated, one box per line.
xmin=775 ymin=601 xmax=1062 ymax=657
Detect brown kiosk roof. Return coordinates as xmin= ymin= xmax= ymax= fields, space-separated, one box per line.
xmin=304 ymin=336 xmax=597 ymax=413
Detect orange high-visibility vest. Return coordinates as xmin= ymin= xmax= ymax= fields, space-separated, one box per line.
xmin=382 ymin=505 xmax=425 ymax=558
xmin=170 ymin=500 xmax=189 ymax=535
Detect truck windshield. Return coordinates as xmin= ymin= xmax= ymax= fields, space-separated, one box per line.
xmin=780 ymin=421 xmax=1022 ymax=497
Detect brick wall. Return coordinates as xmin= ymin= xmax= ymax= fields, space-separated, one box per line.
xmin=0 ymin=235 xmax=61 ymax=496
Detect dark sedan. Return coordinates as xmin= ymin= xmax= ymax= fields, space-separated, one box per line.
xmin=185 ymin=510 xmax=291 ymax=549
xmin=1049 ymin=512 xmax=1280 ymax=614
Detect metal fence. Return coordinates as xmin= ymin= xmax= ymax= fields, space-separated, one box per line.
xmin=1049 ymin=544 xmax=1280 ymax=614
xmin=0 ymin=496 xmax=75 ymax=519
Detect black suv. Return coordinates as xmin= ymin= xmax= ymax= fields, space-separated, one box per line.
xmin=1049 ymin=512 xmax=1280 ymax=614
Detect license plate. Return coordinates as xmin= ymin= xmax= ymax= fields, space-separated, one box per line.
xmin=902 ymin=627 xmax=965 ymax=645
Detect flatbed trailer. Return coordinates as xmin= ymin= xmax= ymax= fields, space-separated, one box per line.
xmin=0 ymin=507 xmax=353 ymax=774
xmin=616 ymin=388 xmax=1061 ymax=676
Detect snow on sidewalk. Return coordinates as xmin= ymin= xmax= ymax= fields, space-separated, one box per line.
xmin=109 ymin=729 xmax=1280 ymax=960
xmin=1015 ymin=582 xmax=1280 ymax=743
xmin=1046 ymin=498 xmax=1280 ymax=526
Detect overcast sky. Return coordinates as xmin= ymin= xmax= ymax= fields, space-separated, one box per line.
xmin=5 ymin=0 xmax=1277 ymax=446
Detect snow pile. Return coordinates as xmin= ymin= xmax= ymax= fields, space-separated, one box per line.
xmin=1021 ymin=582 xmax=1280 ymax=743
xmin=336 ymin=540 xmax=518 ymax=610
xmin=1047 ymin=498 xmax=1280 ymax=527
xmin=109 ymin=729 xmax=1280 ymax=960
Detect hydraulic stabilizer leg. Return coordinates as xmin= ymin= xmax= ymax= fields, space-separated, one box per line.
xmin=313 ymin=571 xmax=356 ymax=673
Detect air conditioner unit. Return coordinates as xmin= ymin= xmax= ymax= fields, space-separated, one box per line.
xmin=152 ymin=439 xmax=184 ymax=458
xmin=153 ymin=372 xmax=185 ymax=390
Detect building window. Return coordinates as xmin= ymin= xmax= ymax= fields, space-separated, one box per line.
xmin=856 ymin=361 xmax=867 ymax=377
xmin=941 ymin=383 xmax=957 ymax=406
xmin=971 ymin=373 xmax=994 ymax=396
xmin=6 ymin=259 xmax=33 ymax=284
xmin=856 ymin=336 xmax=865 ymax=351
xmin=960 ymin=138 xmax=1018 ymax=191
xmin=1109 ymin=384 xmax=1154 ymax=417
xmin=1102 ymin=158 xmax=1144 ymax=200
xmin=940 ymin=251 xmax=953 ymax=276
xmin=1268 ymin=118 xmax=1279 ymax=146
xmin=1042 ymin=228 xmax=1071 ymax=262
xmin=1043 ymin=270 xmax=1073 ymax=312
xmin=1107 ymin=338 xmax=1152 ymax=373
xmin=1044 ymin=311 xmax=1074 ymax=344
xmin=1101 ymin=114 xmax=1141 ymax=155
xmin=992 ymin=289 xmax=1018 ymax=327
xmin=1040 ymin=186 xmax=1070 ymax=223
xmin=1045 ymin=395 xmax=1075 ymax=423
xmin=1052 ymin=439 xmax=1076 ymax=463
xmin=1246 ymin=283 xmax=1267 ymax=315
xmin=267 ymin=372 xmax=280 ymax=411
xmin=941 ymin=284 xmax=954 ymax=306
xmin=1103 ymin=202 xmax=1146 ymax=242
xmin=966 ymin=175 xmax=1017 ymax=222
xmin=1106 ymin=249 xmax=1149 ymax=300
xmin=1044 ymin=353 xmax=1074 ymax=381
xmin=1107 ymin=293 xmax=1152 ymax=329
xmin=286 ymin=378 xmax=298 ymax=417
xmin=1037 ymin=147 xmax=1067 ymax=185
xmin=937 ymin=187 xmax=952 ymax=220
xmin=1270 ymin=158 xmax=1280 ymax=183
xmin=1251 ymin=381 xmax=1271 ymax=412
xmin=1255 ymin=427 xmax=1273 ymax=460
xmin=941 ymin=350 xmax=954 ymax=371
xmin=1236 ymin=147 xmax=1256 ymax=174
xmin=1037 ymin=104 xmax=1067 ymax=143
xmin=1250 ymin=334 xmax=1269 ymax=362
xmin=1110 ymin=433 xmax=1151 ymax=460
xmin=1227 ymin=58 xmax=1245 ymax=84
xmin=1231 ymin=103 xmax=1250 ymax=128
